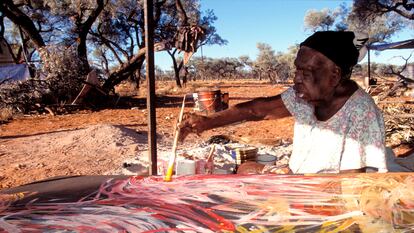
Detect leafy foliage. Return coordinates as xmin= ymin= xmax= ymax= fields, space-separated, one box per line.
xmin=303 ymin=3 xmax=407 ymax=45
xmin=39 ymin=45 xmax=85 ymax=102
xmin=0 ymin=45 xmax=86 ymax=114
xmin=185 ymin=43 xmax=298 ymax=84
xmin=188 ymin=57 xmax=243 ymax=80
xmin=304 ymin=8 xmax=338 ymax=32
xmin=353 ymin=0 xmax=414 ymax=21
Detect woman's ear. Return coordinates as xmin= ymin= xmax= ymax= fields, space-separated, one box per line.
xmin=329 ymin=66 xmax=341 ymax=87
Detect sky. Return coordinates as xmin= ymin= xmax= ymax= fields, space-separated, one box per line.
xmin=155 ymin=0 xmax=414 ymax=71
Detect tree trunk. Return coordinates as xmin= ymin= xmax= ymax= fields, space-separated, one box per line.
xmin=75 ymin=0 xmax=105 ymax=75
xmin=0 ymin=0 xmax=45 ymax=49
xmin=102 ymin=42 xmax=169 ymax=93
xmin=173 ymin=59 xmax=182 ymax=88
xmin=167 ymin=50 xmax=182 ymax=88
xmin=102 ymin=48 xmax=146 ymax=92
xmin=182 ymin=69 xmax=187 ymax=87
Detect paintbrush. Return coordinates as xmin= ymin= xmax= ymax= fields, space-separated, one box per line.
xmin=205 ymin=145 xmax=215 ymax=174
xmin=164 ymin=95 xmax=186 ymax=182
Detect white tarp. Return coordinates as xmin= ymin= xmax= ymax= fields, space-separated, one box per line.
xmin=0 ymin=64 xmax=30 ymax=82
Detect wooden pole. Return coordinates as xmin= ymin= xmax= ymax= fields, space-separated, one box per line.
xmin=368 ymin=48 xmax=371 ymax=85
xmin=144 ymin=0 xmax=157 ymax=175
xmin=18 ymin=26 xmax=29 ymax=64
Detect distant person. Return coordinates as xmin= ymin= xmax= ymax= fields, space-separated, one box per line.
xmin=179 ymin=31 xmax=389 ymax=174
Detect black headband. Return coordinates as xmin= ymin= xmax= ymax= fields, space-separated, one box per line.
xmin=300 ymin=31 xmax=359 ymax=74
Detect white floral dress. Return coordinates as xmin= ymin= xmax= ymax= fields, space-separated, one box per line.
xmin=281 ymin=87 xmax=387 ymax=174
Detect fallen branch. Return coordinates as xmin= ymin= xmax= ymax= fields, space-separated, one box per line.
xmin=44 ymin=106 xmax=55 ymax=116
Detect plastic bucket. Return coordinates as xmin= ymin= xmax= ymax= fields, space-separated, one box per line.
xmin=196 ymin=90 xmax=222 ymax=113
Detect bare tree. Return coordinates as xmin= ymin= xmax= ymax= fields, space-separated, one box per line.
xmin=374 ymin=53 xmax=414 ymax=100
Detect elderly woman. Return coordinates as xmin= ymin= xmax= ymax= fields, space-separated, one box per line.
xmin=179 ymin=31 xmax=388 ymax=174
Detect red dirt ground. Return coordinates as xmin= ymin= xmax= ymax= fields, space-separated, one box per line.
xmin=0 ymin=81 xmax=294 ymax=189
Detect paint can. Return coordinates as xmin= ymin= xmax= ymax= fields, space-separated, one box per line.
xmin=176 ymin=159 xmax=196 ymax=176
xmin=257 ymin=154 xmax=277 ymax=165
xmin=196 ymin=90 xmax=222 ymax=113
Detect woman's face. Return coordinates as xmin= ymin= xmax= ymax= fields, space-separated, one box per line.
xmin=293 ymin=46 xmax=340 ymax=106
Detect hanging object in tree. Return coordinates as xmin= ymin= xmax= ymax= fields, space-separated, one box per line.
xmin=175 ymin=25 xmax=205 ymax=65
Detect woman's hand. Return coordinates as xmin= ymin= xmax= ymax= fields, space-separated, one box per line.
xmin=178 ymin=113 xmax=209 ymax=142
xmin=261 ymin=164 xmax=292 ymax=174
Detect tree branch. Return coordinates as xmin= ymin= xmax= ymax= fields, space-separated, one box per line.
xmin=0 ymin=0 xmax=45 ymax=48
xmin=175 ymin=0 xmax=189 ymax=26
xmin=103 ymin=42 xmax=169 ymax=91
xmin=378 ymin=0 xmax=414 ymax=19
xmin=0 ymin=12 xmax=4 ymax=37
xmin=101 ymin=52 xmax=109 ymax=73
xmin=76 ymin=0 xmax=105 ymax=69
xmin=133 ymin=24 xmax=141 ymax=48
xmin=154 ymin=0 xmax=166 ymax=26
xmin=91 ymin=30 xmax=129 ymax=62
xmin=385 ymin=53 xmax=414 ymax=84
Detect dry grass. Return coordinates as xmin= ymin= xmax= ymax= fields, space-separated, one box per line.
xmin=114 ymin=80 xmax=140 ymax=97
xmin=0 ymin=107 xmax=13 ymax=123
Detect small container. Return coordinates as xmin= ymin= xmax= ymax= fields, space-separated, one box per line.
xmin=176 ymin=159 xmax=196 ymax=176
xmin=195 ymin=159 xmax=214 ymax=174
xmin=157 ymin=160 xmax=168 ymax=175
xmin=257 ymin=154 xmax=277 ymax=165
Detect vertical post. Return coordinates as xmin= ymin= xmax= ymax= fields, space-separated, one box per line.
xmin=200 ymin=45 xmax=204 ymax=80
xmin=367 ymin=48 xmax=371 ymax=85
xmin=18 ymin=26 xmax=29 ymax=63
xmin=144 ymin=0 xmax=157 ymax=175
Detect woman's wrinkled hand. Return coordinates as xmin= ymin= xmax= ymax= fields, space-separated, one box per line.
xmin=261 ymin=164 xmax=291 ymax=174
xmin=178 ymin=113 xmax=209 ymax=142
